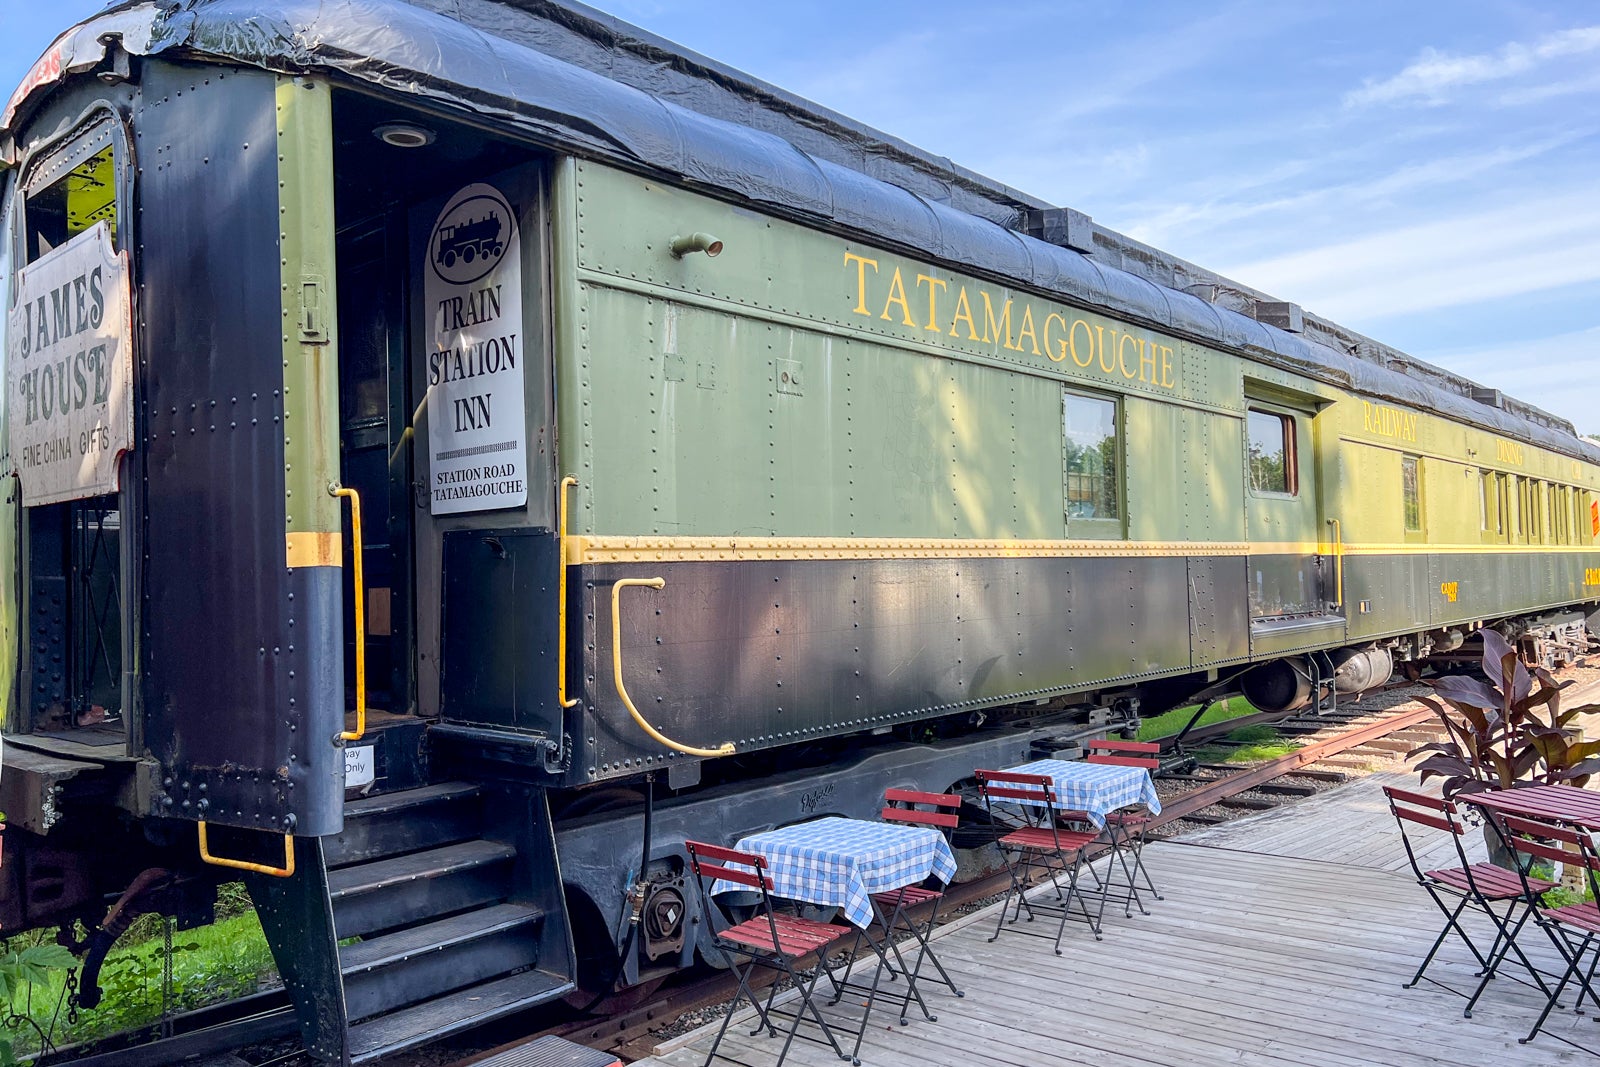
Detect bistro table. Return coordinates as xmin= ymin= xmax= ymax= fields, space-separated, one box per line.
xmin=1002 ymin=757 xmax=1164 ymax=919
xmin=710 ymin=816 xmax=959 ymax=1059
xmin=711 ymin=816 xmax=958 ymax=929
xmin=1469 ymin=783 xmax=1600 ymax=826
xmin=1002 ymin=758 xmax=1163 ymax=826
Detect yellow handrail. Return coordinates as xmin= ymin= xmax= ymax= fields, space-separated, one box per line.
xmin=611 ymin=577 xmax=735 ymax=758
xmin=558 ymin=476 xmax=579 ymax=708
xmin=198 ymin=822 xmax=295 ymax=878
xmin=331 ymin=485 xmax=366 ymax=741
xmin=1327 ymin=517 xmax=1344 ymax=610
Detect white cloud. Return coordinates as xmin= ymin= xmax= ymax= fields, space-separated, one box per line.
xmin=1422 ymin=326 xmax=1600 ymax=432
xmin=1345 ymin=26 xmax=1600 ymax=107
xmin=1118 ymin=133 xmax=1585 ymax=251
xmin=1218 ymin=190 xmax=1600 ymax=321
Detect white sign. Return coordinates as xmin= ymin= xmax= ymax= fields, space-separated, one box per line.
xmin=344 ymin=744 xmax=375 ymax=789
xmin=424 ymin=182 xmax=527 ymax=514
xmin=6 ymin=222 xmax=132 ymax=506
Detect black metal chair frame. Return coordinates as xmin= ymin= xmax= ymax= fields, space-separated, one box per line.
xmin=1083 ymin=742 xmax=1165 ymax=917
xmin=1383 ymin=785 xmax=1556 ymax=1015
xmin=976 ymin=769 xmax=1105 ymax=952
xmin=1498 ymin=811 xmax=1600 ymax=1050
xmin=829 ymin=788 xmax=965 ymax=1027
xmin=685 ymin=840 xmax=856 ymax=1067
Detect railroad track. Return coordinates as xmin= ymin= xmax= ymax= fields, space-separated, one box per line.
xmin=471 ymin=687 xmax=1473 ymax=1065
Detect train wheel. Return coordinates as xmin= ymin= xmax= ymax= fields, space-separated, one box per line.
xmin=442 ymin=249 xmax=457 ymax=268
xmin=463 ymin=245 xmax=477 ymax=263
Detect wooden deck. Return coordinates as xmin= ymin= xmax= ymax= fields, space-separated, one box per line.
xmin=633 ymin=770 xmax=1597 ymax=1066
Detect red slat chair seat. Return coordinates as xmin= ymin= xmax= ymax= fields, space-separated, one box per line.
xmin=871 ymin=885 xmax=942 ymax=908
xmin=1105 ymin=811 xmax=1149 ymax=827
xmin=717 ymin=914 xmax=842 ymax=956
xmin=1542 ymin=903 xmax=1600 ymax=935
xmin=1425 ymin=863 xmax=1555 ymax=900
xmin=1088 ymin=739 xmax=1160 ymax=754
xmin=1001 ymin=826 xmax=1096 ymax=851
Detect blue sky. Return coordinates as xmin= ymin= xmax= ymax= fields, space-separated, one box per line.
xmin=6 ymin=1 xmax=1597 ymax=432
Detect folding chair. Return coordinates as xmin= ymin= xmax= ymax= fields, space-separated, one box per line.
xmin=1382 ymin=786 xmax=1554 ymax=1016
xmin=844 ymin=788 xmax=964 ymax=1024
xmin=1500 ymin=812 xmax=1600 ymax=1048
xmin=684 ymin=840 xmax=854 ymax=1067
xmin=975 ymin=769 xmax=1104 ymax=951
xmin=1086 ymin=739 xmax=1164 ymax=913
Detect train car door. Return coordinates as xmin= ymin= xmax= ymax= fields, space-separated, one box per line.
xmin=1242 ymin=389 xmax=1344 ymax=659
xmin=328 ymin=90 xmax=558 ymax=747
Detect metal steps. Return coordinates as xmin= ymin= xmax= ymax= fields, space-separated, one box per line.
xmin=319 ymin=780 xmax=572 ymax=1064
xmin=330 ymin=838 xmax=516 ymax=939
xmin=347 ymin=969 xmax=573 ymax=1063
xmin=328 ymin=781 xmax=485 ymax=868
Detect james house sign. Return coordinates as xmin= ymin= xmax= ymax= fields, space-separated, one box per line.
xmin=6 ymin=221 xmax=133 ymax=507
xmin=424 ymin=182 xmax=528 ymax=515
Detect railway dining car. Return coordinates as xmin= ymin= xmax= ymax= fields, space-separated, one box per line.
xmin=2 ymin=1 xmax=1598 ymax=1062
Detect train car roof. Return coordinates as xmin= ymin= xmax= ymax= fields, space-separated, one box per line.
xmin=7 ymin=0 xmax=1596 ymax=465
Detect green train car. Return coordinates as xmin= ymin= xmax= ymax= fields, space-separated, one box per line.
xmin=1 ymin=1 xmax=1596 ymax=1062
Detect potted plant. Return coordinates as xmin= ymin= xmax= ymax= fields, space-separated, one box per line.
xmin=1413 ymin=628 xmax=1600 ymax=796
xmin=1412 ymin=628 xmax=1600 ymax=868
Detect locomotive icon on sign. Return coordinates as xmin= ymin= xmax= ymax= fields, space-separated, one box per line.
xmin=436 ymin=213 xmax=502 ymax=269
xmin=429 ymin=185 xmax=516 ymax=286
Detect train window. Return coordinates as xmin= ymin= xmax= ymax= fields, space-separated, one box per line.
xmin=1062 ymin=392 xmax=1120 ymax=526
xmin=1482 ymin=471 xmax=1507 ymax=537
xmin=23 ymin=124 xmax=118 ymax=259
xmin=1401 ymin=456 xmax=1422 ymax=532
xmin=1246 ymin=409 xmax=1296 ymax=495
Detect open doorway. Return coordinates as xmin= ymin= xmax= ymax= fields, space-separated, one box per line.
xmin=330 ymin=90 xmax=553 ymax=723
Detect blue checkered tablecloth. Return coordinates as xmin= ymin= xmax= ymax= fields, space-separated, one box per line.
xmin=1003 ymin=759 xmax=1162 ymax=828
xmin=709 ymin=816 xmax=958 ymax=928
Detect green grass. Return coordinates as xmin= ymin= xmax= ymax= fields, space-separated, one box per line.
xmin=1189 ymin=724 xmax=1302 ymax=764
xmin=1137 ymin=695 xmax=1259 ymax=741
xmin=4 ymin=890 xmax=277 ymax=1058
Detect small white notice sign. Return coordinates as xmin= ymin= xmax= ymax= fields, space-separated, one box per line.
xmin=344 ymin=745 xmax=376 ymax=789
xmin=424 ymin=182 xmax=527 ymax=515
xmin=6 ymin=221 xmax=133 ymax=506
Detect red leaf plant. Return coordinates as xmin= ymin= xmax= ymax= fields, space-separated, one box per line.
xmin=1412 ymin=628 xmax=1600 ymax=798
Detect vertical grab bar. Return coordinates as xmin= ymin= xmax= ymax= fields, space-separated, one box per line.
xmin=558 ymin=476 xmax=579 ymax=709
xmin=1326 ymin=517 xmax=1344 ymax=611
xmin=331 ymin=485 xmax=366 ymax=742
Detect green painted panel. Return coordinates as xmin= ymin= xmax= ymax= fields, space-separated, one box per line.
xmin=1011 ymin=376 xmax=1067 ymax=539
xmin=570 ymin=162 xmax=1240 ymax=413
xmin=1125 ymin=397 xmax=1179 ymax=542
xmin=839 ymin=342 xmax=949 ymax=536
xmin=275 ymin=76 xmax=340 ymax=537
xmin=1195 ymin=411 xmax=1245 ymax=542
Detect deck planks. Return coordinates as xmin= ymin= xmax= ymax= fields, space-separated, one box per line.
xmin=634 ymin=769 xmax=1594 ymax=1067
